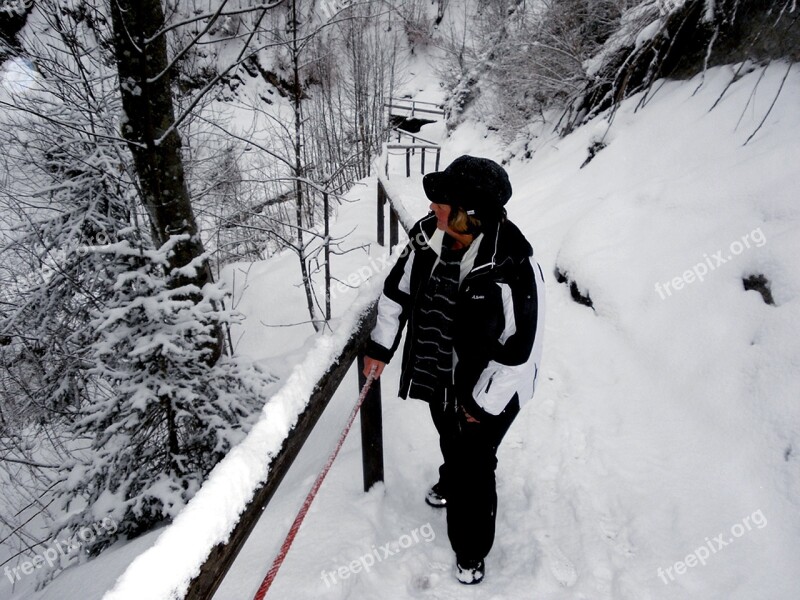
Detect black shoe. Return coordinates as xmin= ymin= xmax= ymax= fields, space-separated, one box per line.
xmin=425 ymin=483 xmax=447 ymax=508
xmin=456 ymin=558 xmax=485 ymax=584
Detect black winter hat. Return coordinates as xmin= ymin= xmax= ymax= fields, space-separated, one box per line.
xmin=422 ymin=155 xmax=512 ymax=221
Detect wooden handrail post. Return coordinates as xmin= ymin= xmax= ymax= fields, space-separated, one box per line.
xmin=357 ymin=353 xmax=384 ymax=491
xmin=405 ymin=147 xmax=411 ymax=177
xmin=184 ymin=304 xmax=379 ymax=600
xmin=377 ymin=180 xmax=386 ymax=247
xmin=389 ymin=208 xmax=399 ymax=251
xmin=435 ymin=148 xmax=441 ymax=172
xmin=323 ymin=192 xmax=331 ymax=321
xmin=421 ymin=148 xmax=426 ymax=174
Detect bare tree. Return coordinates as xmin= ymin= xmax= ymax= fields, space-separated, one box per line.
xmin=217 ymin=0 xmax=401 ymax=331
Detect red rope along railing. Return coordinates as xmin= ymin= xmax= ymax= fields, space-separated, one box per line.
xmin=252 ymin=365 xmax=378 ymax=600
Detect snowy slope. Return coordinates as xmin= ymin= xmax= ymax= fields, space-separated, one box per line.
xmin=6 ymin=60 xmax=799 ymax=600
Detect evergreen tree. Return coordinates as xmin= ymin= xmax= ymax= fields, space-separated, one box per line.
xmin=57 ymin=236 xmax=266 ymax=553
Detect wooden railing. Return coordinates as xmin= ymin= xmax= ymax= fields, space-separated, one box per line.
xmin=376 ymin=180 xmax=399 ymax=250
xmin=184 ymin=305 xmax=385 ymax=599
xmin=384 ymin=143 xmax=441 ymax=178
xmin=377 ymin=133 xmax=442 ymax=247
xmin=107 ymin=143 xmax=423 ymax=600
xmin=387 ymin=126 xmax=439 ymax=146
xmin=385 ymin=97 xmax=445 ymax=118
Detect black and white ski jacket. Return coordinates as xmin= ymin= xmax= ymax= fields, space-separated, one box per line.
xmin=366 ymin=212 xmax=545 ymax=418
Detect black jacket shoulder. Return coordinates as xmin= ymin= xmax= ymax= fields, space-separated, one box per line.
xmin=496 ymin=219 xmax=533 ymax=260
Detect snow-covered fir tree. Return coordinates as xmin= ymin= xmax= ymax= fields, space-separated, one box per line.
xmin=56 ymin=236 xmax=266 ymax=554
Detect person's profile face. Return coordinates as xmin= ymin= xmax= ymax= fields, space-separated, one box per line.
xmin=430 ymin=202 xmax=451 ymax=231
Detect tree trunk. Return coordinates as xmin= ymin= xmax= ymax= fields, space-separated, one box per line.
xmin=109 ymin=0 xmax=211 ymax=288
xmin=109 ymin=0 xmax=222 ymax=359
xmin=290 ymin=0 xmax=321 ymax=333
xmin=436 ymin=0 xmax=448 ymax=26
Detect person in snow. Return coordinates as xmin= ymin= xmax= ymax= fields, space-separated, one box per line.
xmin=363 ymin=155 xmax=545 ymax=585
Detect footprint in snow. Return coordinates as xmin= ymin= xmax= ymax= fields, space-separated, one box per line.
xmin=547 ymin=546 xmax=578 ymax=587
xmin=408 ymin=562 xmax=449 ymax=594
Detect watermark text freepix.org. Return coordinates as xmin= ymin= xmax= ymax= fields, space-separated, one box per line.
xmin=4 ymin=518 xmax=118 ymax=585
xmin=320 ymin=522 xmax=435 ymax=587
xmin=330 ymin=251 xmax=398 ymax=301
xmin=657 ymin=509 xmax=767 ymax=584
xmin=655 ymin=227 xmax=766 ymax=299
xmin=330 ymin=229 xmax=434 ymax=301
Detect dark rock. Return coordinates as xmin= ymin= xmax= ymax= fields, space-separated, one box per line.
xmin=743 ymin=273 xmax=775 ymax=306
xmin=554 ymin=266 xmax=594 ymax=309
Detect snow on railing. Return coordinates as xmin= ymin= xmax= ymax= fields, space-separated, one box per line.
xmin=387 ymin=126 xmax=439 ymax=147
xmin=102 ymin=281 xmax=384 ymax=600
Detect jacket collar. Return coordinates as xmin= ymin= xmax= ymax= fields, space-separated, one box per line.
xmin=468 ymin=220 xmax=533 ymax=277
xmin=416 ymin=212 xmax=532 ymax=276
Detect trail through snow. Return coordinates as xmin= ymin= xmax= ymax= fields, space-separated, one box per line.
xmin=214 ymin=62 xmax=800 ymax=600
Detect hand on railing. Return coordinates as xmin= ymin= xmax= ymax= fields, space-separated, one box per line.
xmin=362 ymin=356 xmax=386 ymax=379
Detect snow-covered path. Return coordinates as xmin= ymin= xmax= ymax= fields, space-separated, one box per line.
xmin=214 ymin=63 xmax=800 ymax=600
xmin=213 ymin=269 xmax=792 ymax=600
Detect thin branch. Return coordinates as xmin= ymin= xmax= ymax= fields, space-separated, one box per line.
xmin=709 ymin=60 xmax=752 ymax=112
xmin=744 ymin=61 xmax=793 ymax=146
xmin=233 ymin=4 xmax=270 ymax=66
xmin=259 ymin=318 xmax=327 ymax=328
xmin=156 ymin=45 xmax=290 ymax=146
xmin=194 ymin=115 xmax=294 ymax=171
xmin=0 ymin=99 xmax=143 ymax=149
xmin=735 ymin=63 xmax=769 ymax=131
xmin=147 ymin=0 xmax=233 ymax=84
xmin=144 ymin=1 xmax=285 ymax=44
xmin=0 ymin=456 xmax=60 ymax=469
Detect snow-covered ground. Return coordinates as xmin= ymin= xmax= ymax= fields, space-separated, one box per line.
xmin=211 ymin=61 xmax=800 ymax=600
xmin=6 ymin=59 xmax=800 ymax=600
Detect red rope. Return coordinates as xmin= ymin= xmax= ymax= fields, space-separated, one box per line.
xmin=252 ymin=366 xmax=377 ymax=600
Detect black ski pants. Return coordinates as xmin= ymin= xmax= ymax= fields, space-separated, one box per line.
xmin=429 ymin=387 xmax=520 ymax=562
